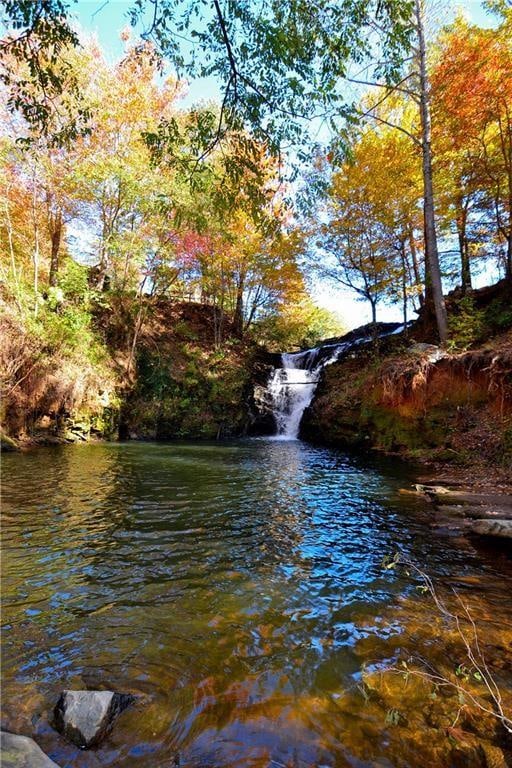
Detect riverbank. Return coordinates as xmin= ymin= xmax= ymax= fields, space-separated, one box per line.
xmin=0 ymin=300 xmax=261 ymax=448
xmin=301 ymin=329 xmax=512 ymax=480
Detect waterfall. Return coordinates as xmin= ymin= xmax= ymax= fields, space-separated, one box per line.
xmin=267 ymin=322 xmax=407 ymax=440
xmin=267 ymin=347 xmax=341 ymax=440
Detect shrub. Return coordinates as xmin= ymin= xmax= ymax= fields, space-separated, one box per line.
xmin=447 ymin=296 xmax=485 ymax=351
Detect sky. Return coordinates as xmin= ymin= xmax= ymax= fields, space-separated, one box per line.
xmin=70 ymin=0 xmax=499 ymax=330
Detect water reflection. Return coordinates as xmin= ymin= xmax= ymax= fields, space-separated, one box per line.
xmin=2 ymin=441 xmax=511 ymax=767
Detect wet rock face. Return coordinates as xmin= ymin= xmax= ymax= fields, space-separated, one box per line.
xmin=53 ymin=690 xmax=134 ymax=749
xmin=247 ymin=383 xmax=277 ymax=435
xmin=0 ymin=732 xmax=60 ymax=768
xmin=245 ymin=353 xmax=279 ymax=436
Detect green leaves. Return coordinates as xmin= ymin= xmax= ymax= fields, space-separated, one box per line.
xmin=129 ymin=0 xmax=415 ymax=161
xmin=1 ymin=0 xmax=90 ymax=146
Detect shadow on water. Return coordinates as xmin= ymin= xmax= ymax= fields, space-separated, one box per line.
xmin=2 ymin=440 xmax=511 ymax=767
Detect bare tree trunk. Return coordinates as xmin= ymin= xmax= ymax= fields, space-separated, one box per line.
xmin=4 ymin=198 xmax=22 ymax=312
xmin=31 ymin=164 xmax=40 ymax=317
xmin=506 ymin=213 xmax=512 ymax=281
xmin=126 ymin=278 xmax=149 ymax=378
xmin=233 ymin=274 xmax=245 ymax=338
xmin=49 ymin=210 xmax=63 ymax=287
xmin=400 ymin=239 xmax=408 ymax=330
xmin=455 ymin=198 xmax=472 ymax=292
xmin=415 ymin=0 xmax=448 ymax=343
xmin=369 ymin=296 xmax=377 ymax=341
xmin=408 ymin=223 xmax=424 ymax=307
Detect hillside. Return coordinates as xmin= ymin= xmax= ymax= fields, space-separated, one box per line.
xmin=301 ymin=283 xmax=512 ymax=478
xmin=0 ymin=299 xmax=259 ymax=448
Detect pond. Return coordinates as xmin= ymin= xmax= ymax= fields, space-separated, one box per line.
xmin=2 ymin=440 xmax=512 ymax=767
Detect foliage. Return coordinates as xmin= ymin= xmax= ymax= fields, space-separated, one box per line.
xmin=127 ymin=332 xmax=253 ymax=439
xmin=0 ymin=0 xmax=90 ymax=145
xmin=254 ymin=295 xmax=346 ymax=350
xmin=313 ymin=123 xmax=423 ymax=326
xmin=0 ymin=274 xmax=119 ymax=441
xmin=447 ymin=296 xmax=485 ymax=352
xmin=431 ymin=11 xmax=512 ymax=282
xmin=2 ymin=1 xmax=511 ymax=444
xmin=130 ymin=0 xmax=413 ymax=156
xmin=483 ymin=296 xmax=512 ymax=333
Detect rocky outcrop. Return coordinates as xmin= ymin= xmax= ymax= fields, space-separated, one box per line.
xmin=244 ymin=349 xmax=280 ymax=435
xmin=0 ymin=732 xmax=60 ymax=768
xmin=469 ymin=519 xmax=512 ymax=539
xmin=401 ymin=483 xmax=512 ymax=539
xmin=53 ymin=690 xmax=134 ymax=748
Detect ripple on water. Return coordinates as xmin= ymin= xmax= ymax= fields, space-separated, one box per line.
xmin=2 ymin=440 xmax=512 ymax=768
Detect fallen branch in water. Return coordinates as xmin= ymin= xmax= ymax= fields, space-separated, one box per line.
xmin=381 ymin=553 xmax=512 ymax=735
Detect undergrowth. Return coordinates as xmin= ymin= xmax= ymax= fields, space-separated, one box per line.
xmin=1 ymin=259 xmax=119 ymax=440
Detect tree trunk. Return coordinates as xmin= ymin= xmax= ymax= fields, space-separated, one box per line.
xmin=233 ymin=276 xmax=244 ymax=338
xmin=408 ymin=223 xmax=424 ymax=307
xmin=507 ymin=228 xmax=512 ymax=282
xmin=415 ymin=0 xmax=448 ymax=344
xmin=455 ymin=198 xmax=471 ymax=292
xmin=370 ymin=297 xmax=377 ymax=337
xmin=31 ymin=166 xmax=39 ymax=317
xmin=400 ymin=239 xmax=408 ymax=329
xmin=49 ymin=210 xmax=63 ymax=287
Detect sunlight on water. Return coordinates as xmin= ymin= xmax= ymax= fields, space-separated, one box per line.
xmin=2 ymin=441 xmax=511 ymax=767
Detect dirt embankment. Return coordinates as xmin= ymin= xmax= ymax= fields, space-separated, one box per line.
xmin=0 ymin=300 xmax=261 ymax=448
xmin=301 ymin=330 xmax=512 ymax=478
xmin=0 ymin=305 xmax=120 ymax=448
xmin=119 ymin=300 xmax=261 ymax=441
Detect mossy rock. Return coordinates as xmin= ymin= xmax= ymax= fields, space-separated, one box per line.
xmin=0 ymin=429 xmax=20 ymax=452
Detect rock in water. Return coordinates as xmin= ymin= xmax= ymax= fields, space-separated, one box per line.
xmin=54 ymin=690 xmax=134 ymax=748
xmin=0 ymin=732 xmax=61 ymax=768
xmin=470 ymin=519 xmax=512 ymax=539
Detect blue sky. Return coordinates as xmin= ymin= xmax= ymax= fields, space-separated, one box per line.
xmin=72 ymin=0 xmax=496 ymax=52
xmin=71 ymin=0 xmax=499 ymax=330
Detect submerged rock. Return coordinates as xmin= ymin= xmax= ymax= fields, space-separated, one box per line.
xmin=0 ymin=732 xmax=60 ymax=768
xmin=53 ymin=690 xmax=134 ymax=748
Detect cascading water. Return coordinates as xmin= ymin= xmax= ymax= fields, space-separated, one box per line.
xmin=268 ymin=347 xmax=341 ymax=440
xmin=267 ymin=323 xmax=407 ymax=440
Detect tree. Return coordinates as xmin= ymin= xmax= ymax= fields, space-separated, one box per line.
xmin=348 ymin=0 xmax=449 ymax=340
xmin=0 ymin=0 xmax=90 ymax=145
xmin=431 ymin=11 xmax=512 ymax=282
xmin=315 ymin=121 xmax=424 ymax=328
xmin=253 ymin=294 xmax=346 ymax=350
xmin=318 ymin=177 xmax=395 ymax=330
xmin=4 ymin=0 xmax=456 ymax=338
xmin=158 ymin=0 xmax=447 ymax=342
xmin=413 ymin=0 xmax=447 ymax=341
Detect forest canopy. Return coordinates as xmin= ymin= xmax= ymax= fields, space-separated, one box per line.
xmin=1 ymin=0 xmax=511 ymax=363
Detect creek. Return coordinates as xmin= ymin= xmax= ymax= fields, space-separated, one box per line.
xmin=2 ymin=441 xmax=512 ymax=766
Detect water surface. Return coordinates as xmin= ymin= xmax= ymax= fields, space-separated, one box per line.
xmin=2 ymin=441 xmax=511 ymax=767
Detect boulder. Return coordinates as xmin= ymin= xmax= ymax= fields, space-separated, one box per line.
xmin=53 ymin=690 xmax=134 ymax=748
xmin=0 ymin=732 xmax=60 ymax=768
xmin=413 ymin=484 xmax=451 ymax=499
xmin=469 ymin=519 xmax=512 ymax=539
